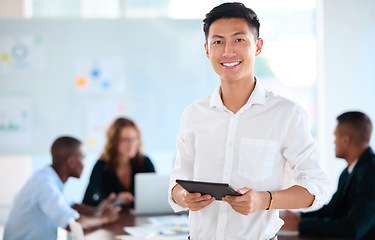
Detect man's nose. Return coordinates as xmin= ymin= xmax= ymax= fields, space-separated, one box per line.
xmin=223 ymin=42 xmax=236 ymax=57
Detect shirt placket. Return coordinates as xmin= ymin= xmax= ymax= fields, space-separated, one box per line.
xmin=216 ymin=113 xmax=239 ymax=240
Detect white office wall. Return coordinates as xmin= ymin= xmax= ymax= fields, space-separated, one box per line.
xmin=317 ymin=0 xmax=375 ymax=195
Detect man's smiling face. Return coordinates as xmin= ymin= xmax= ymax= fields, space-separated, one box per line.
xmin=204 ymin=18 xmax=263 ymax=85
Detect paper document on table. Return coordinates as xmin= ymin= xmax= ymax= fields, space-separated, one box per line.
xmin=123 ymin=215 xmax=189 ymax=239
xmin=116 ymin=232 xmax=184 ymax=240
xmin=123 ymin=224 xmax=156 ymax=236
xmin=115 ymin=236 xmax=149 ymax=240
xmin=116 ymin=235 xmax=186 ymax=240
xmin=147 ymin=215 xmax=188 ymax=225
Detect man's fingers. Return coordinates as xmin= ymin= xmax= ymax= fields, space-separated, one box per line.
xmin=189 ymin=197 xmax=215 ymax=211
xmin=183 ymin=192 xmax=215 ymax=211
xmin=184 ymin=192 xmax=212 ymax=201
xmin=237 ymin=187 xmax=250 ymax=194
xmin=184 ymin=191 xmax=201 ymax=198
xmin=223 ymin=194 xmax=247 ymax=204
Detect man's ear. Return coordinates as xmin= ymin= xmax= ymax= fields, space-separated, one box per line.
xmin=204 ymin=42 xmax=210 ymax=59
xmin=255 ymin=38 xmax=263 ymax=56
xmin=66 ymin=155 xmax=76 ymax=168
xmin=343 ymin=134 xmax=351 ymax=146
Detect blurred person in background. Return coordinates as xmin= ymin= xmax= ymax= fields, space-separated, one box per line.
xmin=4 ymin=136 xmax=120 ymax=240
xmin=282 ymin=111 xmax=375 ymax=239
xmin=83 ymin=117 xmax=155 ymax=208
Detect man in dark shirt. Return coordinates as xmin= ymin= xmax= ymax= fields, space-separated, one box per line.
xmin=281 ymin=111 xmax=375 ymax=239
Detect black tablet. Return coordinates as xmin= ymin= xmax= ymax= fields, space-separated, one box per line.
xmin=176 ymin=179 xmax=242 ymax=201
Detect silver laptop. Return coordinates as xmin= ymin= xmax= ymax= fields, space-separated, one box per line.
xmin=133 ymin=173 xmax=175 ymax=215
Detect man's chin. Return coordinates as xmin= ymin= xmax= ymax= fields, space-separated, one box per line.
xmin=335 ymin=154 xmax=344 ymax=160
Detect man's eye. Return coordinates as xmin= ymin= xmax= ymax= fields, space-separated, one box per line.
xmin=213 ymin=40 xmax=223 ymax=45
xmin=236 ymin=39 xmax=245 ymax=43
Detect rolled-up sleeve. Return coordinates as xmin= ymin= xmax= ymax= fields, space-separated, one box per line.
xmin=282 ymin=105 xmax=330 ymax=211
xmin=38 ymin=181 xmax=80 ymax=229
xmin=168 ymin=109 xmax=195 ymax=212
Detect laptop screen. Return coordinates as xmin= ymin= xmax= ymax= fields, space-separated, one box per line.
xmin=133 ymin=173 xmax=175 ymax=215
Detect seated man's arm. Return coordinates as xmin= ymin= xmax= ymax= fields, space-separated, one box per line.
xmin=75 ymin=206 xmax=119 ymax=230
xmin=73 ymin=192 xmax=121 ymax=230
xmin=299 ymin=166 xmax=375 ymax=239
xmin=72 ymin=203 xmax=94 ymax=215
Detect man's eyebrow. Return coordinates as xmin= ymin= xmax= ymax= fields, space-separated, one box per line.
xmin=210 ymin=32 xmax=246 ymax=39
xmin=211 ymin=34 xmax=224 ymax=39
xmin=233 ymin=31 xmax=246 ymax=36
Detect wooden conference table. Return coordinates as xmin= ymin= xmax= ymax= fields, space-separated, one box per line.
xmin=84 ymin=209 xmax=343 ymax=240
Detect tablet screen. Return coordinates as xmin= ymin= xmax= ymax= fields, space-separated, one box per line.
xmin=176 ymin=179 xmax=242 ymax=200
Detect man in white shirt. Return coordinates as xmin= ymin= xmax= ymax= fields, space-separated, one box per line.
xmin=168 ymin=2 xmax=329 ymax=239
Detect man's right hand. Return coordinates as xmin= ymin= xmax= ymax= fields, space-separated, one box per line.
xmin=183 ymin=191 xmax=215 ymax=211
xmin=101 ymin=206 xmax=120 ymax=224
xmin=76 ymin=198 xmax=121 ymax=230
xmin=172 ymin=184 xmax=215 ymax=211
xmin=118 ymin=191 xmax=135 ymax=206
xmin=94 ymin=192 xmax=117 ymax=216
xmin=99 ymin=193 xmax=117 ymax=207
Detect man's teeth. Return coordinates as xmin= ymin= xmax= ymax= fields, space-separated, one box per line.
xmin=222 ymin=62 xmax=240 ymax=67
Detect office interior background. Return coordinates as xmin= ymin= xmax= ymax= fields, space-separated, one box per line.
xmin=0 ymin=0 xmax=374 ymax=224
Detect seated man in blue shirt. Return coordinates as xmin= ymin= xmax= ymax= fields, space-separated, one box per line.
xmin=281 ymin=111 xmax=375 ymax=239
xmin=4 ymin=136 xmax=120 ymax=240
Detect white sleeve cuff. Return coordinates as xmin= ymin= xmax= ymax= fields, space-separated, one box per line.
xmin=295 ymin=175 xmax=330 ymax=211
xmin=168 ymin=182 xmax=189 ymax=212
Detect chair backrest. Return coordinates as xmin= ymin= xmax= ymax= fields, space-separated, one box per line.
xmin=0 ymin=155 xmax=32 ymax=223
xmin=68 ymin=218 xmax=85 ymax=240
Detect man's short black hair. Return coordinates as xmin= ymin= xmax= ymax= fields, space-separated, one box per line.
xmin=51 ymin=136 xmax=82 ymax=166
xmin=203 ymin=2 xmax=260 ymax=41
xmin=337 ymin=111 xmax=373 ymax=146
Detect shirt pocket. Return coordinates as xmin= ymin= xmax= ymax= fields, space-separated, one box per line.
xmin=238 ymin=138 xmax=278 ymax=182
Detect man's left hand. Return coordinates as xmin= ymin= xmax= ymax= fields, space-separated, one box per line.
xmin=222 ymin=187 xmax=268 ymax=215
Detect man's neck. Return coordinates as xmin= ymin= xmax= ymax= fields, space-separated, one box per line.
xmin=345 ymin=145 xmax=369 ymax=166
xmin=220 ymin=77 xmax=256 ymax=114
xmin=52 ymin=164 xmax=69 ymax=183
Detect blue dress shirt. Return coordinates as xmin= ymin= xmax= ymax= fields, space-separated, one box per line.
xmin=4 ymin=166 xmax=79 ymax=240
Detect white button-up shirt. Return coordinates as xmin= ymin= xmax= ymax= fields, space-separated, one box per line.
xmin=169 ymin=82 xmax=329 ymax=240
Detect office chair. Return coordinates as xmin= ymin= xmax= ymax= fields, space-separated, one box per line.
xmin=68 ymin=218 xmax=85 ymax=240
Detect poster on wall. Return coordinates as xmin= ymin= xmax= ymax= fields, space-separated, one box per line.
xmin=0 ymin=97 xmax=32 ymax=147
xmin=75 ymin=57 xmax=125 ymax=94
xmin=85 ymin=99 xmax=126 ymax=151
xmin=0 ymin=35 xmax=45 ymax=71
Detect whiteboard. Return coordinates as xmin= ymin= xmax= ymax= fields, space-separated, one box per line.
xmin=0 ymin=19 xmax=218 ymax=165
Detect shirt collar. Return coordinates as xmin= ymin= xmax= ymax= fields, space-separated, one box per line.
xmin=347 ymin=147 xmax=374 ymax=174
xmin=209 ymin=78 xmax=267 ymax=111
xmin=209 ymin=85 xmax=225 ymax=110
xmin=347 ymin=159 xmax=358 ymax=174
xmin=47 ymin=165 xmax=64 ymax=191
